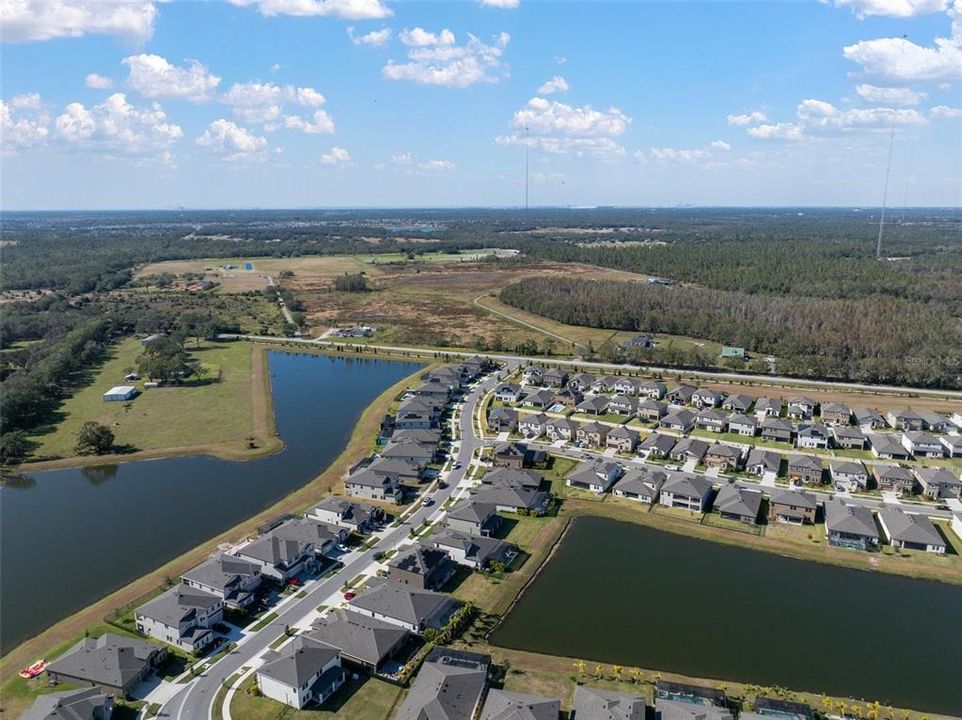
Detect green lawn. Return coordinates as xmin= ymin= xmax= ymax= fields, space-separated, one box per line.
xmin=230 ymin=675 xmax=403 ymax=720
xmin=26 ymin=338 xmax=258 ymax=461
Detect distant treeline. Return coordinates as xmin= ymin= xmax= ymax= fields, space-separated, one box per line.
xmin=500 ymin=277 xmax=962 ymax=388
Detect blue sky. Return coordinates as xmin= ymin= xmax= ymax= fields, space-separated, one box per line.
xmin=2 ymin=0 xmax=960 ymax=209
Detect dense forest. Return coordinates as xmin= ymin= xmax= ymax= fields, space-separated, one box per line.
xmin=500 ymin=277 xmax=962 ymax=388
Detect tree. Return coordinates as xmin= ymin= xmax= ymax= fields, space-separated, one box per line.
xmin=333 ymin=273 xmax=369 ymax=292
xmin=75 ymin=421 xmax=114 ymax=455
xmin=0 ymin=431 xmax=29 ymax=465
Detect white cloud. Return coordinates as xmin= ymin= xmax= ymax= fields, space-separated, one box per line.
xmin=1 ymin=94 xmax=50 ymax=152
xmin=384 ymin=30 xmax=510 ymax=87
xmin=347 ymin=26 xmax=391 ymax=46
xmin=646 ymin=140 xmax=732 ymax=164
xmin=823 ymin=0 xmax=948 ymax=18
xmin=123 ymin=54 xmax=221 ymax=102
xmin=747 ymin=122 xmax=805 ymax=140
xmin=221 ymin=82 xmax=328 ymax=127
xmin=797 ymin=97 xmax=928 ymax=129
xmin=480 ymin=0 xmax=521 ymax=8
xmin=270 ymin=63 xmax=282 ymax=74
xmin=931 ymin=104 xmax=962 ymax=117
xmin=85 ymin=73 xmax=114 ymax=90
xmin=391 ymin=151 xmax=413 ymax=165
xmin=320 ymin=146 xmax=352 ymax=164
xmin=537 ymin=76 xmax=569 ymax=95
xmin=726 ymin=111 xmax=767 ymax=126
xmin=54 ymin=93 xmax=182 ymax=161
xmin=227 ymin=0 xmax=392 ymax=19
xmin=196 ymin=118 xmax=267 ymax=162
xmin=269 ymin=109 xmax=335 ymax=134
xmin=855 ymin=83 xmax=926 ymax=104
xmin=554 ymin=55 xmax=567 ymax=65
xmin=417 ymin=159 xmax=455 ymax=172
xmin=1 ymin=0 xmax=157 ymax=43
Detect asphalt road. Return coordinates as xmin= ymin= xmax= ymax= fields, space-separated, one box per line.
xmin=160 ymin=364 xmax=509 ymax=720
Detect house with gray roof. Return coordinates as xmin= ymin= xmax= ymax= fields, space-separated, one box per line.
xmin=308 ymin=497 xmax=384 ymax=534
xmin=590 ymin=376 xmax=620 ymax=393
xmin=726 ymin=413 xmax=757 ymax=437
xmin=471 ymin=483 xmax=551 ymax=516
xmin=853 ymin=406 xmax=886 ymax=428
xmin=820 ymin=402 xmax=852 ymax=426
xmin=135 ymin=586 xmax=223 ymax=653
xmin=913 ymin=467 xmax=962 ymax=499
xmin=20 ymin=687 xmax=114 ymax=720
xmin=877 ymin=508 xmax=946 ymax=554
xmin=181 ymin=554 xmax=262 ymax=610
xmin=348 ymin=579 xmax=460 ymax=634
xmin=768 ymin=488 xmax=818 ymax=525
xmin=576 ymin=395 xmax=610 ymax=416
xmin=695 ymin=408 xmax=727 ymax=433
xmin=613 ymin=377 xmax=643 ymax=396
xmin=481 ymin=689 xmax=560 ymax=720
xmin=829 ymin=460 xmax=869 ymax=492
xmin=518 ymin=412 xmax=548 ymax=438
xmin=825 ymin=500 xmax=879 ymax=551
xmin=428 ymin=529 xmax=518 ymax=571
xmin=661 ymin=407 xmax=695 ymax=433
xmin=886 ymin=408 xmax=924 ymax=431
xmin=489 ymin=407 xmax=519 ymax=433
xmin=576 ymin=421 xmax=610 ymax=448
xmin=606 ymin=425 xmax=640 ymax=453
xmin=234 ymin=518 xmax=338 ymax=582
xmin=787 ymin=396 xmax=816 ymax=420
xmin=759 ymin=418 xmax=794 ymax=444
xmin=901 ymin=431 xmax=944 ymax=459
xmin=713 ymin=485 xmax=762 ymax=525
xmin=795 ymin=423 xmax=830 ymax=450
xmin=722 ymin=393 xmax=753 ymax=414
xmin=366 ymin=457 xmax=425 ymax=485
xmin=567 ymin=373 xmax=596 ymax=392
xmin=874 ymin=464 xmax=916 ymax=496
xmin=495 ymin=383 xmax=523 ymax=403
xmin=387 ymin=545 xmax=456 ymax=591
xmin=380 ymin=438 xmax=437 ymax=467
xmin=704 ymin=443 xmax=742 ymax=472
xmin=639 ymin=380 xmax=668 ymax=399
xmin=867 ymin=432 xmax=911 ymax=461
xmin=543 ymin=368 xmax=569 ymax=388
xmin=523 ymin=388 xmax=556 ymax=409
xmin=786 ymin=454 xmax=823 ymax=486
xmin=660 ymin=473 xmax=714 ymax=512
xmin=545 ymin=417 xmax=576 ymax=442
xmin=654 ymin=682 xmax=732 ymax=720
xmin=831 ymin=425 xmax=866 ymax=450
xmin=395 ymin=647 xmax=490 ymax=720
xmin=639 ymin=432 xmax=676 ymax=459
xmin=669 ymin=437 xmax=710 ymax=464
xmin=481 ymin=467 xmax=543 ymax=491
xmin=745 ymin=448 xmax=781 ymax=477
xmin=567 ymin=460 xmax=624 ymax=494
xmin=609 ymin=395 xmax=638 ymax=416
xmin=571 ymin=684 xmax=646 ymax=720
xmin=445 ymin=500 xmax=501 ymax=536
xmin=918 ymin=409 xmax=949 ymax=432
xmin=46 ymin=633 xmax=167 ymax=698
xmin=256 ymin=636 xmax=344 ymax=710
xmin=308 ymin=609 xmax=409 ymax=673
xmin=941 ymin=434 xmax=962 ymax=458
xmin=692 ymin=388 xmax=724 ymax=409
xmin=636 ymin=398 xmax=668 ymax=422
xmin=754 ymin=397 xmax=781 ymax=418
xmin=522 ymin=366 xmax=545 ymax=386
xmin=667 ymin=384 xmax=697 ymax=406
xmin=345 ymin=467 xmax=403 ymax=504
xmin=613 ymin=467 xmax=668 ymax=504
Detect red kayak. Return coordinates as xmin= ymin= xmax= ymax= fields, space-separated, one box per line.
xmin=18 ymin=660 xmax=46 ymax=679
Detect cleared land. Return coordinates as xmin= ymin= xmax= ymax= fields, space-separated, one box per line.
xmin=24 ymin=338 xmax=278 ymax=465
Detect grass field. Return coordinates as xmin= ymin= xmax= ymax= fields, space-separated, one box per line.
xmin=24 ymin=338 xmax=272 ymax=463
xmin=230 ymin=675 xmax=404 ymax=720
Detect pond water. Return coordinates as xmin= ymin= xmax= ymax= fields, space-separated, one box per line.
xmin=0 ymin=351 xmax=422 ymax=653
xmin=490 ymin=515 xmax=962 ymax=714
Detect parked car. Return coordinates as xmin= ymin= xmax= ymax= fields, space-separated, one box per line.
xmin=287 ymin=577 xmax=301 ymax=587
xmin=372 ymin=550 xmax=384 ymax=561
xmin=423 ymin=497 xmax=435 ymax=507
xmin=343 ymin=591 xmax=356 ymax=601
xmin=438 ymin=481 xmax=449 ymax=489
xmin=665 ymin=464 xmax=681 ymax=471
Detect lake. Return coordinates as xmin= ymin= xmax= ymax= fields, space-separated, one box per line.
xmin=0 ymin=351 xmax=422 ymax=654
xmin=491 ymin=516 xmax=962 ymax=715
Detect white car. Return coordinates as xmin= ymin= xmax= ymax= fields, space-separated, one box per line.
xmin=665 ymin=464 xmax=681 ymax=471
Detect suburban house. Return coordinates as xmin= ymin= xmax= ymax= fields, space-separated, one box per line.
xmin=613 ymin=377 xmax=642 ymax=396
xmin=913 ymin=467 xmax=962 ymax=499
xmin=787 ymin=397 xmax=816 ymax=420
xmin=754 ymin=397 xmax=782 ymax=418
xmin=853 ymin=407 xmax=886 ymax=428
xmin=445 ymin=500 xmax=501 ymax=537
xmin=820 ymin=402 xmax=852 ymax=426
xmin=636 ymin=398 xmax=668 ymax=422
xmin=572 ymin=685 xmax=646 ymax=720
xmin=659 ymin=473 xmax=714 ymax=512
xmin=546 ymin=417 xmax=576 ymax=442
xmin=494 ymin=384 xmax=523 ymax=403
xmin=21 ymin=688 xmax=114 ymax=720
xmin=489 ymin=407 xmax=519 ymax=433
xmin=667 ymin=384 xmax=697 ymax=406
xmin=867 ymin=433 xmax=911 ymax=461
xmin=655 ymin=681 xmax=731 ymax=720
xmin=567 ymin=460 xmax=624 ymax=494
xmin=135 ymin=586 xmax=223 ymax=653
xmin=554 ymin=388 xmax=583 ymax=408
xmin=887 ymin=409 xmax=925 ymax=432
xmin=787 ymin=454 xmax=823 ymax=486
xmin=832 ymin=425 xmax=867 ymax=450
xmin=395 ymin=647 xmax=490 ymax=720
xmin=394 ymin=406 xmax=435 ymax=431
xmin=669 ymin=437 xmax=710 ymax=464
xmin=824 ymin=500 xmax=880 ymax=551
xmin=692 ymin=388 xmax=724 ymax=409
xmin=46 ymin=633 xmax=167 ymax=698
xmin=661 ymin=407 xmax=696 ymax=433
xmin=918 ymin=410 xmax=949 ymax=432
xmin=345 ymin=468 xmax=403 ymax=504
xmin=746 ymin=698 xmax=815 ymax=720
xmin=953 ymin=411 xmax=962 ymax=429
xmin=639 ymin=432 xmax=676 ymax=459
xmin=609 ymin=394 xmax=638 ymax=416
xmin=590 ymin=376 xmax=619 ymax=393
xmin=519 ymin=413 xmax=548 ymax=438
xmin=726 ymin=413 xmax=758 ymax=437
xmin=348 ymin=579 xmax=460 ymax=634
xmin=308 ymin=609 xmax=409 ymax=674
xmin=256 ymin=636 xmax=344 ymax=710
xmin=481 ymin=690 xmax=560 ymax=720
xmin=576 ymin=421 xmax=610 ymax=448
xmin=713 ymin=485 xmax=762 ymax=525
xmin=234 ymin=518 xmax=342 ymax=581
xmin=760 ymin=418 xmax=794 ymax=444
xmin=607 ymin=425 xmax=640 ymax=453
xmin=768 ymin=488 xmax=818 ymax=525
xmin=705 ymin=443 xmax=742 ymax=472
xmin=621 ymin=334 xmax=655 ymax=351
xmin=522 ymin=367 xmax=544 ymax=386
xmin=613 ymin=467 xmax=667 ymax=504
xmin=492 ymin=442 xmax=543 ymax=469
xmin=576 ymin=395 xmax=610 ymax=415
xmin=795 ymin=423 xmax=830 ymax=450
xmin=567 ymin=373 xmax=595 ymax=392
xmin=484 ymin=468 xmax=543 ymax=492
xmin=901 ymin=431 xmax=945 ymax=459
xmin=523 ymin=388 xmax=556 ymax=409
xmin=181 ymin=554 xmax=262 ymax=610
xmin=722 ymin=393 xmax=753 ymax=414
xmin=543 ymin=368 xmax=569 ymax=388
xmin=877 ymin=508 xmax=946 ymax=554
xmin=308 ymin=497 xmax=384 ymax=535
xmin=428 ymin=529 xmax=518 ymax=570
xmin=829 ymin=460 xmax=869 ymax=492
xmin=366 ymin=457 xmax=424 ymax=485
xmin=874 ymin=465 xmax=916 ymax=496
xmin=639 ymin=380 xmax=668 ymax=400
xmin=745 ymin=448 xmax=781 ymax=477
xmin=387 ymin=546 xmax=456 ymax=590
xmin=941 ymin=434 xmax=962 ymax=458
xmin=695 ymin=408 xmax=727 ymax=433
xmin=472 ymin=483 xmax=551 ymax=516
